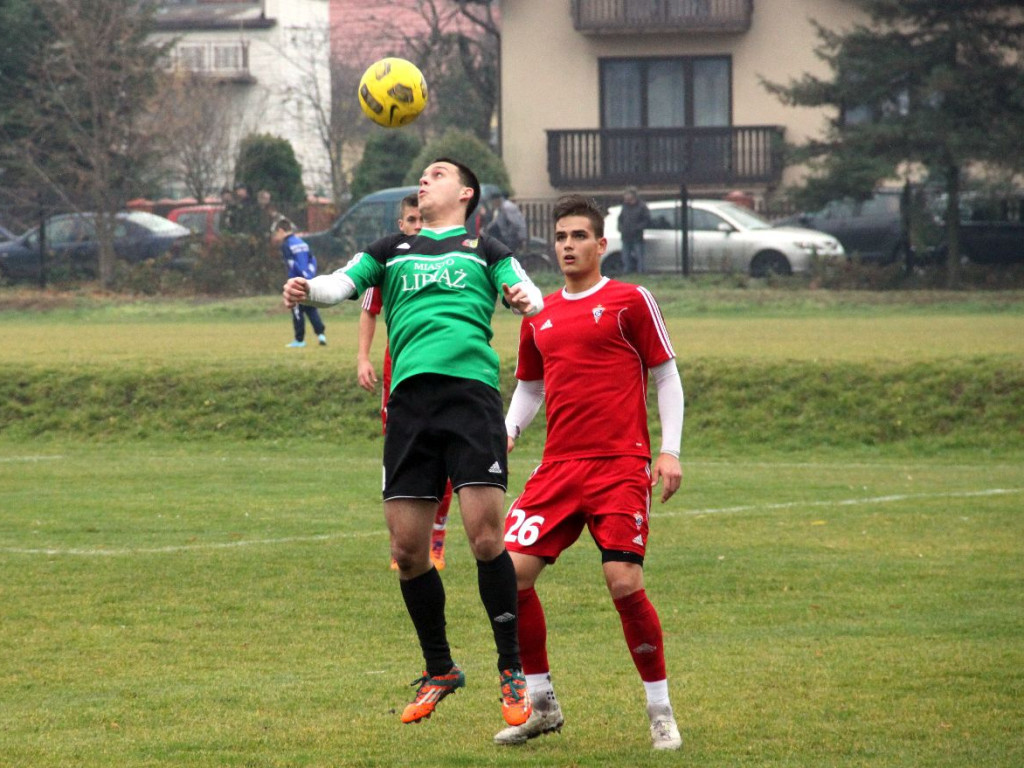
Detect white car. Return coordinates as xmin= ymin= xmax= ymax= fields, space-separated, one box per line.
xmin=603 ymin=199 xmax=845 ymax=277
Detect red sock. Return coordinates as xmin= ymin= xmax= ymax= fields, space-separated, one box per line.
xmin=517 ymin=587 xmax=549 ymax=674
xmin=613 ymin=589 xmax=666 ymax=682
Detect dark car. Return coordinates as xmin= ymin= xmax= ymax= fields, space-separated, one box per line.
xmin=304 ymin=185 xmax=554 ymax=272
xmin=0 ymin=211 xmax=190 ymax=282
xmin=0 ymin=223 xmax=17 ymax=243
xmin=777 ymin=189 xmax=906 ymax=264
xmin=927 ymin=192 xmax=1024 ymax=265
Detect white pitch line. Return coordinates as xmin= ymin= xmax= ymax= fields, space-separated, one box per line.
xmin=1 ymin=529 xmax=386 ymax=557
xmin=4 ymin=489 xmax=1021 ymax=557
xmin=0 ymin=455 xmax=65 ymax=463
xmin=665 ymin=487 xmax=1024 ymax=518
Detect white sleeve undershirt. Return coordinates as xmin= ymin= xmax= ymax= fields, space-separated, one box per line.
xmin=509 ymin=280 xmax=544 ymax=317
xmin=652 ymin=358 xmax=684 ymax=457
xmin=305 ymin=270 xmax=357 ymax=307
xmin=505 ymin=379 xmax=545 ymax=438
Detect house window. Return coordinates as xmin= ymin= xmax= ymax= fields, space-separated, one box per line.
xmin=178 ymin=45 xmax=206 ymax=72
xmin=213 ymin=44 xmax=242 ymax=72
xmin=600 ymin=56 xmax=730 ymax=129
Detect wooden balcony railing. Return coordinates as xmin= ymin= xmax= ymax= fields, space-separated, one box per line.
xmin=546 ymin=126 xmax=785 ymax=189
xmin=572 ymin=0 xmax=753 ymax=34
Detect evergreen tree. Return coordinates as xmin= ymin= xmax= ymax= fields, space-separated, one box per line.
xmin=350 ymin=131 xmax=423 ymax=201
xmin=403 ymin=129 xmax=511 ymax=193
xmin=764 ymin=0 xmax=1024 ymax=284
xmin=234 ymin=134 xmax=306 ymax=206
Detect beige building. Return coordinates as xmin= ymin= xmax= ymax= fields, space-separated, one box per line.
xmin=500 ymin=0 xmax=867 ymax=205
xmin=152 ymin=0 xmax=332 ymax=196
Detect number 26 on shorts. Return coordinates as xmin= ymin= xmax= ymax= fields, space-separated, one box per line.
xmin=505 ymin=509 xmax=544 ymax=546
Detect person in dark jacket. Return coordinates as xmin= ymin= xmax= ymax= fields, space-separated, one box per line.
xmin=618 ymin=186 xmax=651 ymax=273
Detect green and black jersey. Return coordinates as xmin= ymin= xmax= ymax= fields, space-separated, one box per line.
xmin=342 ymin=226 xmax=529 ymax=392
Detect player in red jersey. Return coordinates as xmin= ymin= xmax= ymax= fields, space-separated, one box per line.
xmin=495 ymin=194 xmax=684 ymax=751
xmin=356 ymin=193 xmax=449 ymax=571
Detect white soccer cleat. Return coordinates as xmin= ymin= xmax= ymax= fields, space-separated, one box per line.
xmin=493 ymin=699 xmax=564 ymax=745
xmin=648 ymin=704 xmax=682 ymax=750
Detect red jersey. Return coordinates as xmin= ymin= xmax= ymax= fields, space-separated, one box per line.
xmin=515 ymin=277 xmax=675 ymax=462
xmin=362 ymin=288 xmax=392 ymax=391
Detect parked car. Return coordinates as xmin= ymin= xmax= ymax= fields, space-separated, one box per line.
xmin=602 ymin=199 xmax=844 ymax=277
xmin=775 ymin=189 xmax=906 ymax=264
xmin=0 ymin=223 xmax=17 ymax=243
xmin=304 ymin=185 xmax=555 ymax=272
xmin=166 ymin=204 xmax=224 ymax=247
xmin=927 ymin=192 xmax=1024 ymax=265
xmin=0 ymin=211 xmax=190 ymax=282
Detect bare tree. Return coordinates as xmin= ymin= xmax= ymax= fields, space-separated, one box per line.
xmin=152 ymin=73 xmax=235 ymax=203
xmin=374 ymin=0 xmax=499 ymax=140
xmin=272 ymin=22 xmax=372 ymax=207
xmin=14 ymin=0 xmax=167 ymax=286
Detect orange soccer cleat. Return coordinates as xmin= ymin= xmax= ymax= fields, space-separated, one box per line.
xmin=499 ymin=668 xmax=532 ymax=726
xmin=400 ymin=665 xmax=466 ymax=724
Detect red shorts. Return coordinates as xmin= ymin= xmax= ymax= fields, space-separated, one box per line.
xmin=504 ymin=456 xmax=651 ymax=563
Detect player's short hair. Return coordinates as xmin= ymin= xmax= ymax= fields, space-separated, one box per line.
xmin=400 ymin=192 xmax=419 ymax=210
xmin=433 ymin=156 xmax=480 ymax=223
xmin=270 ymin=216 xmax=294 ymax=234
xmin=552 ymin=194 xmax=605 ymax=238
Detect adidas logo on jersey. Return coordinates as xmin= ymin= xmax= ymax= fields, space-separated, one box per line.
xmin=539 ymin=319 xmax=553 ymax=330
xmin=396 ymin=242 xmax=412 ymax=249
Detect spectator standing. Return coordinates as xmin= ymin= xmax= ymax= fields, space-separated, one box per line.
xmin=618 ymin=186 xmax=651 ymax=273
xmin=496 ymin=194 xmax=684 ymax=751
xmin=272 ymin=217 xmax=326 ymax=348
xmin=486 ymin=190 xmax=528 ymax=253
xmin=257 ymin=189 xmax=279 ymax=234
xmin=225 ymin=182 xmax=260 ymax=236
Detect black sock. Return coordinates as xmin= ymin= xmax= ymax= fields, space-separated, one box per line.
xmin=400 ymin=567 xmax=453 ymax=677
xmin=477 ymin=550 xmax=521 ymax=671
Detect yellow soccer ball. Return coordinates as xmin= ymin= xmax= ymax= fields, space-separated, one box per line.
xmin=358 ymin=57 xmax=428 ymax=128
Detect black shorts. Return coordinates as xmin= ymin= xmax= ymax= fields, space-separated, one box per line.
xmin=383 ymin=373 xmax=508 ymax=501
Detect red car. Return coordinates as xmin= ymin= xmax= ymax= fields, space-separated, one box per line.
xmin=166 ymin=204 xmax=223 ymax=247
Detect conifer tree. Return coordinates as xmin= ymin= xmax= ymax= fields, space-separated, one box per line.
xmin=764 ymin=0 xmax=1024 ymax=284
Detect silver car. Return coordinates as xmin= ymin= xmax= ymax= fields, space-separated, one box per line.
xmin=602 ymin=199 xmax=844 ymax=276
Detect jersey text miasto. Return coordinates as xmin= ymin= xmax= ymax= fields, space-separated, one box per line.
xmin=340 ymin=227 xmax=527 ymax=391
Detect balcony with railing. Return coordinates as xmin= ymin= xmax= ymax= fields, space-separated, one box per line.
xmin=572 ymin=0 xmax=753 ymax=34
xmin=165 ymin=41 xmax=254 ymax=83
xmin=546 ymin=126 xmax=785 ymax=189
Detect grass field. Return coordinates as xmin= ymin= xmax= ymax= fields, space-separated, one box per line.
xmin=1 ymin=285 xmax=1023 ymax=766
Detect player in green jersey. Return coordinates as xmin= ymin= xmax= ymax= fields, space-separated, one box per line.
xmin=283 ymin=158 xmax=543 ymax=731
